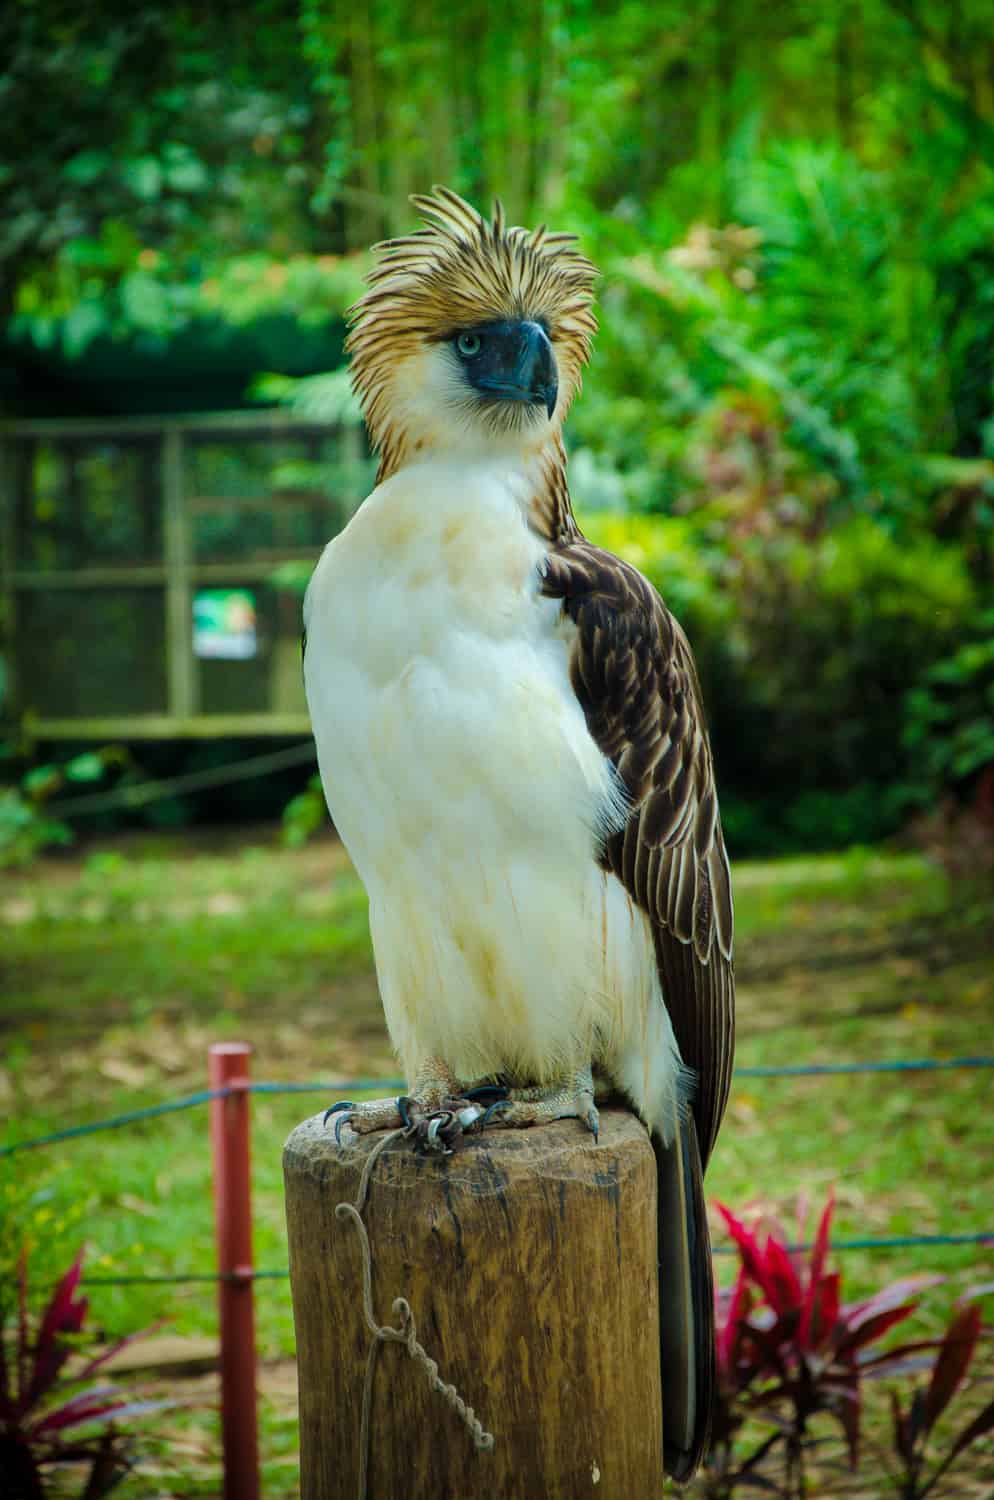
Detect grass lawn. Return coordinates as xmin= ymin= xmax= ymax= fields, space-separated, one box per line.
xmin=2 ymin=829 xmax=993 ymax=1496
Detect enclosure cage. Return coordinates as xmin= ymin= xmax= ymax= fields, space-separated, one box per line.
xmin=0 ymin=411 xmax=368 ymax=739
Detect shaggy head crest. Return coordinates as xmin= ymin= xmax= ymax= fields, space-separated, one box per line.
xmin=346 ymin=187 xmax=598 ymax=474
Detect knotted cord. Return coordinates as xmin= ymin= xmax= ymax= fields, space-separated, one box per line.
xmin=334 ymin=1128 xmax=495 ymax=1498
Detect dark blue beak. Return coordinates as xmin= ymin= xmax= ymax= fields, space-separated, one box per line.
xmin=512 ymin=321 xmax=558 ymax=419
xmin=458 ymin=318 xmax=558 ymax=418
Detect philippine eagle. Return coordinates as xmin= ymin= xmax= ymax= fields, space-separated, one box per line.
xmin=303 ymin=188 xmax=734 ymax=1481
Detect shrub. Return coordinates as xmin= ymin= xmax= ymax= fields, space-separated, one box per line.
xmin=903 ymin=607 xmax=994 ymax=803
xmin=705 ymin=1195 xmax=994 ymax=1499
xmin=711 ymin=517 xmax=974 ymax=804
xmin=0 ymin=1248 xmax=168 ymax=1499
xmin=578 ymin=509 xmax=977 ymax=854
xmin=577 ymin=508 xmax=733 ymax=640
xmin=885 ymin=1300 xmax=994 ymax=1499
xmin=707 ymin=1195 xmax=935 ymax=1497
xmin=282 ymin=771 xmax=329 ymax=848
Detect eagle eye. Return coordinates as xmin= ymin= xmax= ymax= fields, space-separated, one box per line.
xmin=456 ymin=331 xmax=482 ymax=358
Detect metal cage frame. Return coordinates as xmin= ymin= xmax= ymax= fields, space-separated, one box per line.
xmin=0 ymin=410 xmax=364 ymax=739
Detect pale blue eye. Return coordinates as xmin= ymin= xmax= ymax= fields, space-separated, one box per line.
xmin=456 ymin=331 xmax=481 ymax=357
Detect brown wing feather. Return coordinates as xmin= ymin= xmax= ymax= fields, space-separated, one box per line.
xmin=541 ymin=540 xmax=735 ymax=1168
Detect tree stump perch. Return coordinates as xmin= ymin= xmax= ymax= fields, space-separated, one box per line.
xmin=283 ymin=1106 xmax=663 ymax=1499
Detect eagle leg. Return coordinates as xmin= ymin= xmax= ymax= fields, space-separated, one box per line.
xmin=323 ymin=1056 xmax=488 ymax=1155
xmin=477 ymin=1064 xmax=600 ymax=1140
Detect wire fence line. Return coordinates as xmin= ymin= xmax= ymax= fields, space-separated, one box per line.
xmin=1 ymin=1088 xmax=232 ymax=1154
xmin=46 ymin=741 xmax=317 ymax=819
xmin=4 ymin=1058 xmax=991 ymax=1286
xmin=0 ymin=1080 xmax=397 ymax=1155
xmin=74 ymin=1232 xmax=994 ymax=1289
xmin=4 ymin=1057 xmax=993 ymax=1158
xmin=732 ymin=1056 xmax=994 ymax=1078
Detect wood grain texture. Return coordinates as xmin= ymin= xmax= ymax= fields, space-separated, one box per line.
xmin=284 ymin=1107 xmax=663 ymax=1499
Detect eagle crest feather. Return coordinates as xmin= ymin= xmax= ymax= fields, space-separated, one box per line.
xmin=347 ymin=187 xmax=598 ymax=480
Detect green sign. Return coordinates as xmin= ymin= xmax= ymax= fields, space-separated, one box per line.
xmin=193 ymin=589 xmax=257 ymax=660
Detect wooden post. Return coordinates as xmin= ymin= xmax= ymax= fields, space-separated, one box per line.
xmin=209 ymin=1042 xmax=261 ymax=1500
xmin=283 ymin=1107 xmax=663 ymax=1499
xmin=162 ymin=426 xmax=197 ymax=720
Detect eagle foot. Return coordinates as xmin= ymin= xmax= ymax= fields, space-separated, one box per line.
xmin=402 ymin=1100 xmax=485 ymax=1156
xmin=323 ymin=1093 xmax=487 ymax=1155
xmin=476 ymin=1068 xmax=600 ymax=1140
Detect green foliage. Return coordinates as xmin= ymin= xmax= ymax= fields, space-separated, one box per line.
xmin=0 ymin=746 xmax=127 ymax=867
xmin=2 ymin=7 xmax=366 ymax=355
xmin=4 ymin=1 xmax=993 ymax=855
xmin=581 ymin=510 xmax=978 ymax=854
xmin=571 ymin=123 xmax=994 ymax=531
xmin=903 ymin=609 xmax=994 ymax=798
xmin=249 ymin=367 xmax=361 ymax=425
xmin=716 ymin=517 xmax=974 ymax=787
xmin=6 ymin=2 xmax=993 ymax=478
xmin=0 ymin=789 xmax=72 ymax=867
xmin=13 ymin=249 xmax=366 ymax=356
xmin=577 ymin=509 xmax=733 ymax=636
xmin=0 ymin=1149 xmax=88 ymax=1296
xmin=281 ymin=773 xmax=329 ymax=847
xmin=252 ymin=366 xmax=376 ymax=516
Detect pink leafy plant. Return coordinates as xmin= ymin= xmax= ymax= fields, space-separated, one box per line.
xmin=706 ymin=1194 xmax=944 ymax=1498
xmin=885 ymin=1296 xmax=994 ymax=1498
xmin=0 ymin=1248 xmax=168 ymax=1499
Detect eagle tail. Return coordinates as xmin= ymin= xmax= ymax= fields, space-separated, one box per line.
xmin=652 ymin=1111 xmax=715 ymax=1482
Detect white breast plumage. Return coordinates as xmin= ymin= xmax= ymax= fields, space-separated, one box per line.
xmin=303 ymin=457 xmax=680 ymax=1116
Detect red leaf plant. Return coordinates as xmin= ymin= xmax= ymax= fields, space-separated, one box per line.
xmin=885 ymin=1295 xmax=994 ymax=1499
xmin=0 ymin=1248 xmax=168 ymax=1499
xmin=705 ymin=1194 xmax=941 ymax=1499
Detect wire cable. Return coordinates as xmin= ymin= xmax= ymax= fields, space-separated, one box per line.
xmin=45 ymin=741 xmax=317 ymax=819
xmin=77 ymin=1231 xmax=994 ymax=1288
xmin=5 ymin=1059 xmax=993 ymax=1157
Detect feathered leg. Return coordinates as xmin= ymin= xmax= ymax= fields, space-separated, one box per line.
xmin=652 ymin=1108 xmax=715 ymax=1482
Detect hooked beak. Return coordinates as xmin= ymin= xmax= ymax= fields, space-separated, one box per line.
xmin=514 ymin=320 xmax=558 ymax=419
xmin=471 ymin=319 xmax=558 ymax=419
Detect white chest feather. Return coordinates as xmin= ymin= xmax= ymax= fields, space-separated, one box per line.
xmin=304 ymin=459 xmax=677 ymax=1115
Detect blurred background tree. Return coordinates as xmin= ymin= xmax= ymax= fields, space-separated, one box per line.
xmin=1 ymin=0 xmax=992 ymax=856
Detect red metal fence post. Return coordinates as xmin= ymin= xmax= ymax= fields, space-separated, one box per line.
xmin=209 ymin=1042 xmax=261 ymax=1500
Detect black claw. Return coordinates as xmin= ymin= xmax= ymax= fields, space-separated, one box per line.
xmin=323 ymin=1101 xmax=354 ymax=1126
xmin=582 ymin=1104 xmax=600 ymax=1142
xmin=464 ymin=1084 xmax=510 ymax=1105
xmin=479 ymin=1100 xmax=513 ymax=1130
xmin=423 ymin=1110 xmax=457 ymax=1155
xmin=334 ymin=1112 xmax=355 ymax=1146
xmin=396 ymin=1095 xmax=418 ymax=1129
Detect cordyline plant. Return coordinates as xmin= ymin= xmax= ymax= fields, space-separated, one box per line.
xmin=0 ymin=1248 xmax=167 ymax=1499
xmin=703 ymin=1194 xmax=945 ymax=1498
xmin=885 ymin=1294 xmax=994 ymax=1498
